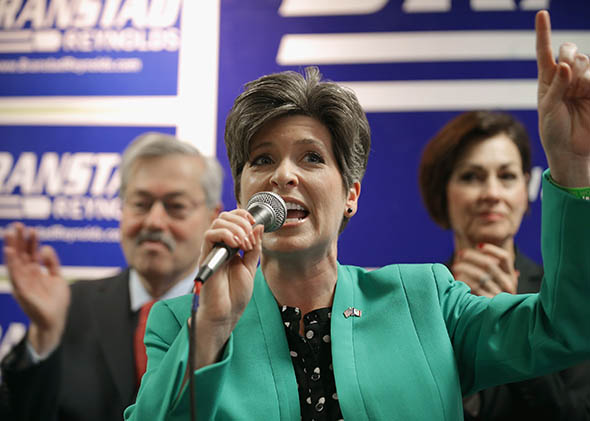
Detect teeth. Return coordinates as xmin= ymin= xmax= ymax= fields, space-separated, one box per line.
xmin=285 ymin=202 xmax=306 ymax=211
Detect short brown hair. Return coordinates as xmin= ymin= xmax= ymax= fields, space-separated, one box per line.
xmin=224 ymin=67 xmax=371 ymax=231
xmin=418 ymin=111 xmax=531 ymax=229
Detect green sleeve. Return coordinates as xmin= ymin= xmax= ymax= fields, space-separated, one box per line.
xmin=124 ymin=297 xmax=234 ymax=421
xmin=438 ymin=170 xmax=590 ymax=395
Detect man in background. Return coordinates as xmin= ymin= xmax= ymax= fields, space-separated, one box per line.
xmin=0 ymin=132 xmax=222 ymax=421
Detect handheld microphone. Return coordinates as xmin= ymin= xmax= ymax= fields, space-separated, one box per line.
xmin=195 ymin=191 xmax=287 ymax=283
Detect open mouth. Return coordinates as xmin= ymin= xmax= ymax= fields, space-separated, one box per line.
xmin=285 ymin=202 xmax=309 ymax=223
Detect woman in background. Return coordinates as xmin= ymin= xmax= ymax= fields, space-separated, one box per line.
xmin=419 ymin=110 xmax=590 ymax=420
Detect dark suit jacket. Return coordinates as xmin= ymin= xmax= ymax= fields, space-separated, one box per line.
xmin=0 ymin=270 xmax=138 ymax=421
xmin=463 ymin=251 xmax=590 ymax=420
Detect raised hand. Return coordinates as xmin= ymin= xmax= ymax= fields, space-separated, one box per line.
xmin=3 ymin=222 xmax=70 ymax=356
xmin=535 ymin=10 xmax=590 ymax=187
xmin=451 ymin=243 xmax=518 ymax=298
xmin=193 ymin=209 xmax=263 ymax=368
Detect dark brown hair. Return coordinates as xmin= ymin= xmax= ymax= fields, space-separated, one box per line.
xmin=418 ymin=111 xmax=531 ymax=229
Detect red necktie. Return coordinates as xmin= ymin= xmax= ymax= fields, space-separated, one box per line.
xmin=134 ymin=300 xmax=156 ymax=387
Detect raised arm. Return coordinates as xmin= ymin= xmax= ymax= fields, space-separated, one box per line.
xmin=3 ymin=222 xmax=70 ymax=357
xmin=536 ymin=10 xmax=590 ymax=188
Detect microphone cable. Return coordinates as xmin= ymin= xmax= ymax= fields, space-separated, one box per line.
xmin=188 ymin=280 xmax=202 ymax=421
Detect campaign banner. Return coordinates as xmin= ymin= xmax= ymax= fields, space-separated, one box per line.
xmin=0 ymin=125 xmax=178 ymax=363
xmin=216 ymin=0 xmax=590 ymax=267
xmin=0 ymin=125 xmax=176 ymax=269
xmin=0 ymin=0 xmax=183 ymax=96
xmin=0 ymin=1 xmax=218 ymax=357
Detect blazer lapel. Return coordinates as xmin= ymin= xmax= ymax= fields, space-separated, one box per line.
xmin=250 ymin=268 xmax=301 ymax=420
xmin=92 ymin=270 xmax=137 ymax=403
xmin=331 ymin=264 xmax=370 ymax=421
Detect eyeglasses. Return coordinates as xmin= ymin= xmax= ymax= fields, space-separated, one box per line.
xmin=124 ymin=195 xmax=204 ymax=220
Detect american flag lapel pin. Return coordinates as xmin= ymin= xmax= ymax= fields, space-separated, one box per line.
xmin=343 ymin=307 xmax=362 ymax=318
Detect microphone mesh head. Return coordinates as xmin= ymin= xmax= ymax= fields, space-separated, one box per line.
xmin=246 ymin=192 xmax=287 ymax=232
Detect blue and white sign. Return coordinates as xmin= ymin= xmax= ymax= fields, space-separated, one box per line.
xmin=0 ymin=125 xmax=175 ymax=268
xmin=0 ymin=0 xmax=183 ymax=96
xmin=0 ymin=1 xmax=220 ymax=359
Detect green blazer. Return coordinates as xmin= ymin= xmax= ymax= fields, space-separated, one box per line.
xmin=125 ymin=174 xmax=590 ymax=421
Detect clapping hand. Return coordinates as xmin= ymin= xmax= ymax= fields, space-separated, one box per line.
xmin=3 ymin=222 xmax=70 ymax=357
xmin=451 ymin=243 xmax=518 ymax=298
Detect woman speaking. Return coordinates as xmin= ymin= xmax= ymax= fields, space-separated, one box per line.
xmin=125 ymin=11 xmax=590 ymax=420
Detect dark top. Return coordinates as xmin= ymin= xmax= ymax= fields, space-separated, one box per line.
xmin=0 ymin=271 xmax=139 ymax=421
xmin=450 ymin=250 xmax=590 ymax=420
xmin=280 ymin=305 xmax=344 ymax=421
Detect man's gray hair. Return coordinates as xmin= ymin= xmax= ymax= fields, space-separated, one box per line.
xmin=119 ymin=132 xmax=223 ymax=209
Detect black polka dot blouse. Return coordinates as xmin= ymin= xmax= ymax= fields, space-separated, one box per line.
xmin=280 ymin=305 xmax=344 ymax=421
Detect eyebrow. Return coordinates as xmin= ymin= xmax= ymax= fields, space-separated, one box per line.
xmin=456 ymin=161 xmax=520 ymax=171
xmin=250 ymin=137 xmax=327 ymax=152
xmin=129 ymin=190 xmax=191 ymax=199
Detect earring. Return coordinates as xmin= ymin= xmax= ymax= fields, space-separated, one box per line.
xmin=347 ymin=208 xmax=353 ymax=214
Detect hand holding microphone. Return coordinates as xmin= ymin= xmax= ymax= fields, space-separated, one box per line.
xmin=191 ymin=192 xmax=286 ymax=369
xmin=196 ymin=192 xmax=287 ymax=283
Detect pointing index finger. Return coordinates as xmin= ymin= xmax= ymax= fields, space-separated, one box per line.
xmin=536 ymin=10 xmax=555 ymax=82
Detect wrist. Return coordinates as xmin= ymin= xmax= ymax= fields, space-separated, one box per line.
xmin=194 ymin=314 xmax=233 ymax=370
xmin=547 ymin=157 xmax=590 ymax=188
xmin=548 ymin=174 xmax=590 ymax=200
xmin=27 ymin=323 xmax=61 ymax=358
